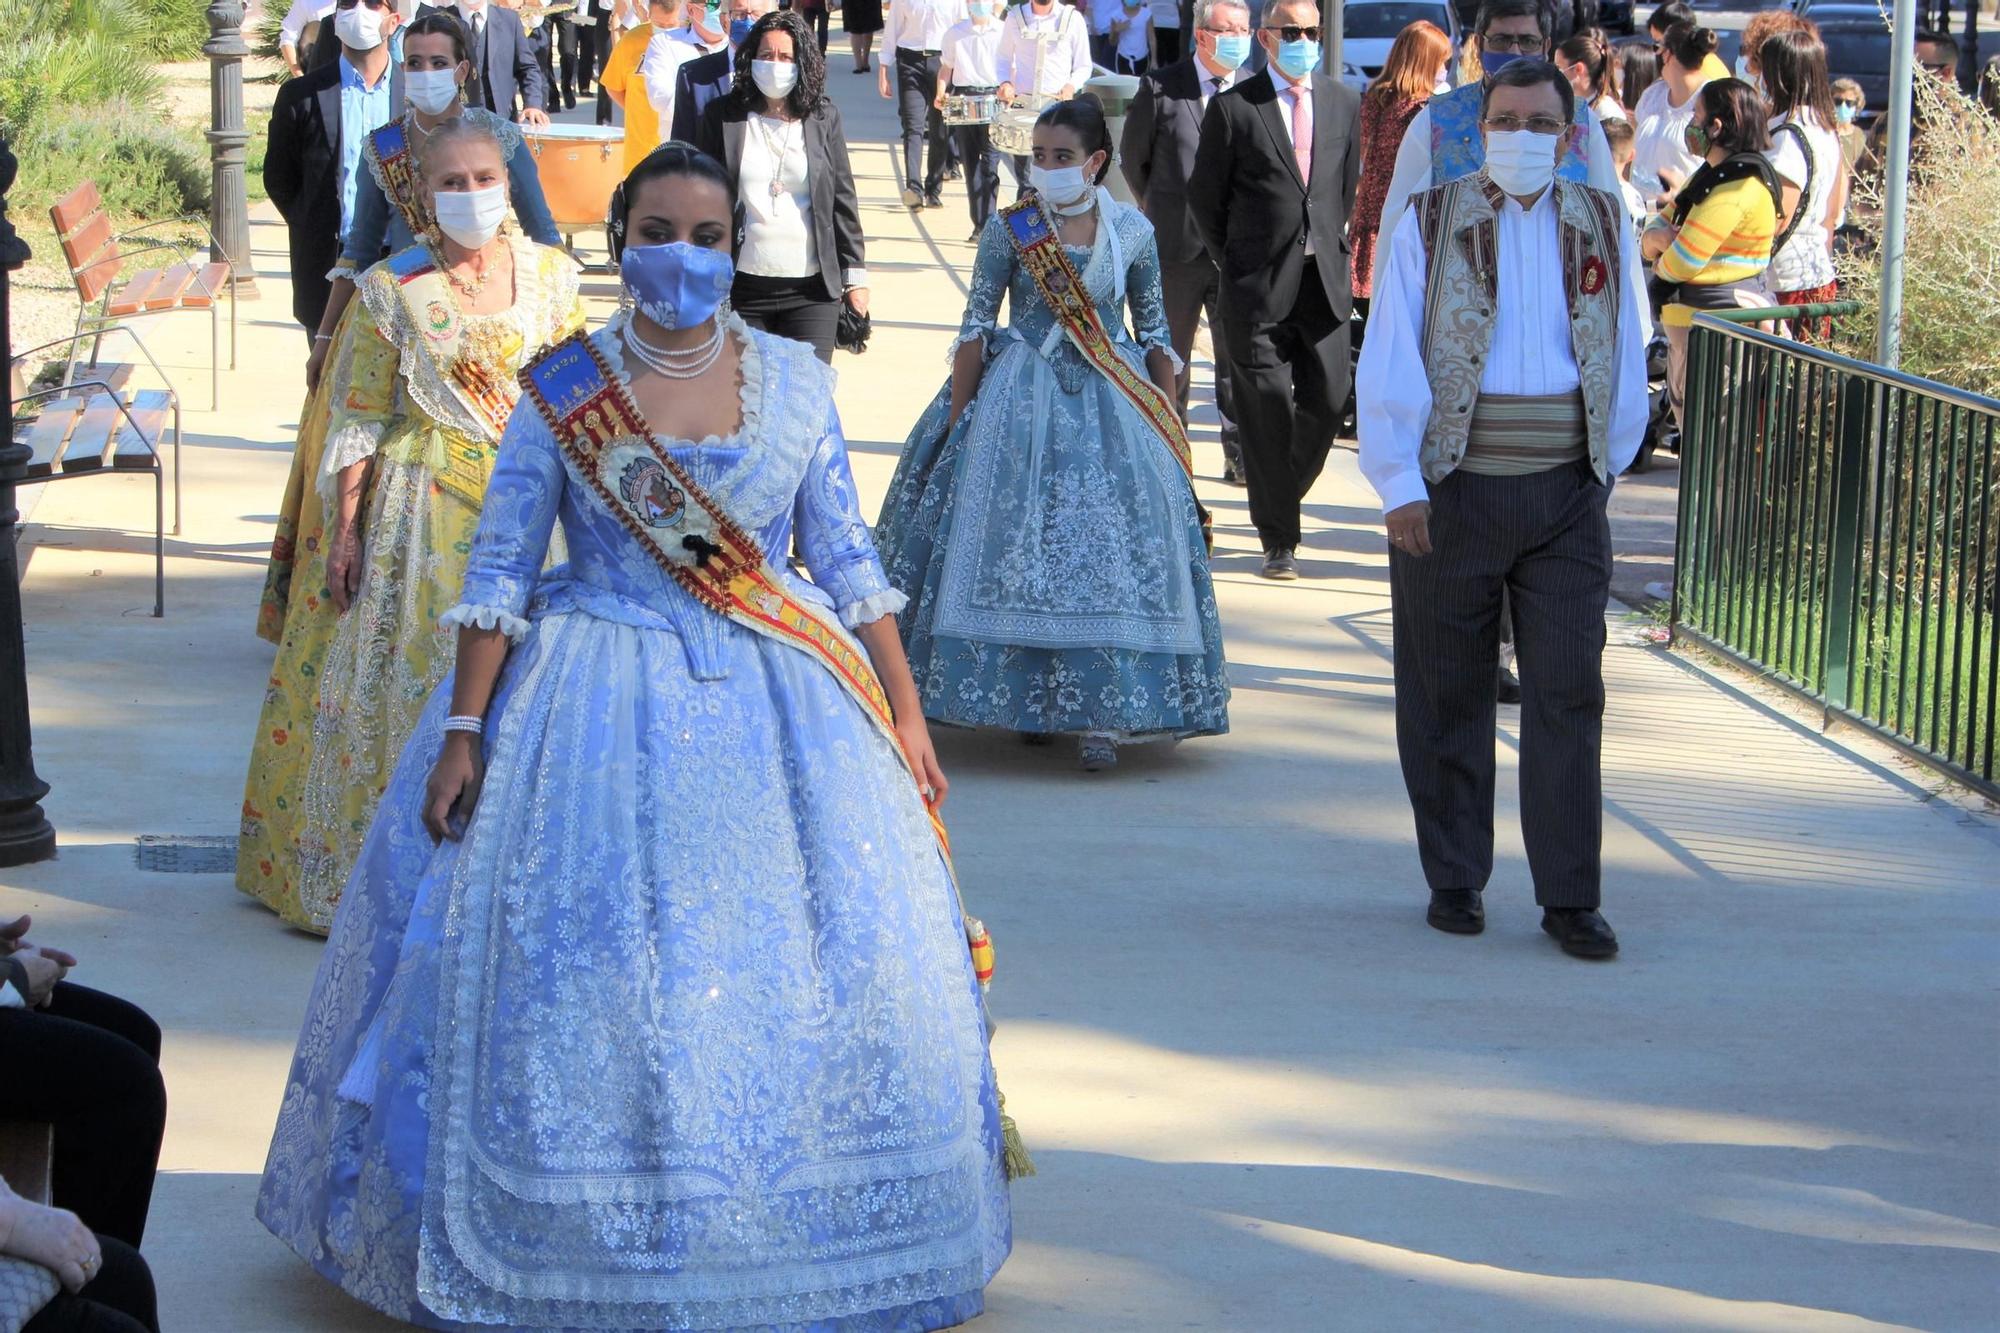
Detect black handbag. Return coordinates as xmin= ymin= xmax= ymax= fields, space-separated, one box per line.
xmin=836 ymin=298 xmax=872 ymax=354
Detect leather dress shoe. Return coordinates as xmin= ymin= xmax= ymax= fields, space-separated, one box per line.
xmin=1260 ymin=548 xmax=1299 ymax=580
xmin=1496 ymin=665 xmax=1522 ymax=704
xmin=1427 ymin=888 xmax=1484 ymax=935
xmin=1542 ymin=908 xmax=1619 ymax=959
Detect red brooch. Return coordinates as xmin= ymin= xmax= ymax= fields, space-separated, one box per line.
xmin=1579 ymin=257 xmax=1607 ymax=297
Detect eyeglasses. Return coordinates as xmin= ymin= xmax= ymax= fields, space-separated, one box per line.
xmin=1481 ymin=33 xmax=1544 ymax=54
xmin=1482 ymin=114 xmax=1570 ymax=135
xmin=1261 ymin=24 xmax=1321 ymax=42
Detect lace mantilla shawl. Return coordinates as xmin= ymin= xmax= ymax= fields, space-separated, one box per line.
xmin=319 ymin=236 xmax=581 ymax=498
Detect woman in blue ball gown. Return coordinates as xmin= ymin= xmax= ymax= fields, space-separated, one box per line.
xmin=874 ymin=95 xmax=1229 ymax=773
xmin=256 ymin=144 xmax=1013 ymax=1333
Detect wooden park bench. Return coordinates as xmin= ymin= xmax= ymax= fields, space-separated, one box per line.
xmin=49 ymin=181 xmax=239 ymax=410
xmin=10 ymin=326 xmax=180 ymax=618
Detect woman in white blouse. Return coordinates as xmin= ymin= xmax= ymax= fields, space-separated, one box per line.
xmin=695 ymin=9 xmax=868 ymax=361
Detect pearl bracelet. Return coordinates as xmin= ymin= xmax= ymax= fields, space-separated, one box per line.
xmin=442 ymin=715 xmax=485 ymax=736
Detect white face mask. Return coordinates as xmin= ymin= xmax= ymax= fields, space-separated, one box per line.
xmin=1029 ymin=162 xmax=1093 ymax=210
xmin=333 ymin=4 xmax=386 ymax=50
xmin=1484 ymin=129 xmax=1559 ymax=198
xmin=405 ymin=67 xmax=461 ymax=114
xmin=751 ymin=59 xmax=798 ymax=99
xmin=432 ymin=182 xmax=508 ymax=248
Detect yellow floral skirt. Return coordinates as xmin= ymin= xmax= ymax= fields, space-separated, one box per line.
xmin=291 ymin=423 xmax=495 ymax=933
xmin=237 ymin=364 xmax=346 ymax=928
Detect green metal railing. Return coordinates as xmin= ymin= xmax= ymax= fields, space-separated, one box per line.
xmin=1673 ymin=304 xmax=2000 ymax=798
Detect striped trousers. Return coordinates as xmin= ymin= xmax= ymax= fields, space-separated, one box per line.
xmin=1388 ymin=462 xmax=1612 ymax=909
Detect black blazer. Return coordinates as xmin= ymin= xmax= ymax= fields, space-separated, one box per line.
xmin=695 ymin=94 xmax=866 ymax=304
xmin=417 ymin=4 xmax=546 ymax=119
xmin=1187 ymin=69 xmax=1361 ymax=324
xmin=1119 ymin=57 xmax=1223 ymax=267
xmin=265 ymin=60 xmax=354 ymax=331
xmin=670 ymin=48 xmax=735 ymax=144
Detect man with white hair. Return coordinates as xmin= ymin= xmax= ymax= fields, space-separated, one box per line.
xmin=1120 ymin=0 xmax=1254 ymax=483
xmin=667 ymin=0 xmax=775 ymax=140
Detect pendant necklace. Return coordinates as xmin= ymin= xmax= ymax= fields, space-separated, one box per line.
xmin=756 ymin=114 xmax=795 ymax=199
xmin=626 ymin=317 xmax=726 ymax=379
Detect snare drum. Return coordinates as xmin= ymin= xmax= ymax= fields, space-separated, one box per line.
xmin=943 ymin=93 xmax=998 ymax=126
xmin=522 ymin=123 xmax=625 ymax=230
xmin=990 ymin=95 xmax=1052 ymax=157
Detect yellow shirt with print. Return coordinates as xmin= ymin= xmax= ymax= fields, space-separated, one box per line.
xmin=601 ymin=23 xmax=664 ymax=173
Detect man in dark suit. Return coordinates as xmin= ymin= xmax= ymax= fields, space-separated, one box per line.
xmin=1120 ymin=0 xmax=1252 ymax=485
xmin=265 ymin=0 xmax=405 ymax=338
xmin=419 ymin=0 xmax=551 ymax=123
xmin=668 ymin=0 xmax=775 ymax=142
xmin=1188 ymin=0 xmax=1359 ymax=581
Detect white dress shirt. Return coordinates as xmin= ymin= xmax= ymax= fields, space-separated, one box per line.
xmin=886 ymin=0 xmax=968 ymax=59
xmin=738 ymin=113 xmax=818 ymax=280
xmin=1357 ymin=185 xmax=1651 ymax=514
xmin=999 ymin=1 xmax=1093 ymax=95
xmin=642 ymin=26 xmax=703 ymax=119
xmin=280 ymin=0 xmax=337 ymax=45
xmin=1195 ymin=58 xmax=1240 ymax=110
xmin=1371 ymin=104 xmax=1623 ymax=292
xmin=940 ymin=20 xmax=1005 ymax=90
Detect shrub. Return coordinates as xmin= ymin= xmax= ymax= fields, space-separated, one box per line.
xmin=136 ymin=0 xmax=213 ymax=61
xmin=17 ymin=102 xmax=210 ymax=219
xmin=1836 ymin=77 xmax=2000 ymax=399
xmin=0 ymin=0 xmax=161 ymax=140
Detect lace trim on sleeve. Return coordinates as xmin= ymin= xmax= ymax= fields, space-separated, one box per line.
xmin=1143 ymin=335 xmax=1186 ymax=377
xmin=438 ymin=601 xmax=534 ymax=641
xmin=946 ymin=325 xmax=994 ymax=362
xmin=316 ymin=421 xmax=385 ymax=506
xmin=838 ymin=587 xmax=908 ymax=629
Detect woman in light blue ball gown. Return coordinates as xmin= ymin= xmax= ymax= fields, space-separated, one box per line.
xmin=257 ymin=144 xmax=1013 ymax=1333
xmin=875 ymin=95 xmax=1230 ymax=773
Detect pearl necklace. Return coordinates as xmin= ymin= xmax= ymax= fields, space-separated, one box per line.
xmin=625 ymin=316 xmax=726 ymax=379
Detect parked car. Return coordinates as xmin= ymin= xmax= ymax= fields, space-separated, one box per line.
xmin=1339 ymin=0 xmax=1464 ymax=93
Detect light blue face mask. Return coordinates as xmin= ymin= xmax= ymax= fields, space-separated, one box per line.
xmin=1835 ymin=102 xmax=1857 ymax=124
xmin=1210 ymin=32 xmax=1250 ymax=70
xmin=1274 ymin=37 xmax=1319 ymax=80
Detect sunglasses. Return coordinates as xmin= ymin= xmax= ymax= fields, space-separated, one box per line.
xmin=335 ymin=0 xmax=390 ymax=9
xmin=1921 ymin=60 xmax=1956 ymax=74
xmin=1262 ymin=24 xmax=1321 ymax=41
xmin=1834 ymin=99 xmax=1861 ymax=108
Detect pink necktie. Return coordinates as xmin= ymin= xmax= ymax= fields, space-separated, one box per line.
xmin=1291 ymin=85 xmax=1313 ymax=184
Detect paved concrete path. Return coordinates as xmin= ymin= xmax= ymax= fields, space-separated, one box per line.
xmin=5 ymin=70 xmax=1998 ymax=1333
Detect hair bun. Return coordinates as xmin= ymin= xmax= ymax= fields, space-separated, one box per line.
xmin=1072 ymin=90 xmax=1105 ymax=112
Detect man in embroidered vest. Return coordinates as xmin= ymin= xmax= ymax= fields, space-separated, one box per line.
xmin=1369 ymin=0 xmax=1621 ymax=295
xmin=1356 ymin=61 xmax=1648 ymax=961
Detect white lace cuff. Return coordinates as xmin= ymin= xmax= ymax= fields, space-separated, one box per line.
xmin=839 ymin=587 xmax=908 ymax=629
xmin=947 ymin=326 xmax=993 ymax=362
xmin=326 ymin=259 xmax=361 ymax=283
xmin=316 ymin=421 xmax=385 ymax=506
xmin=1141 ymin=334 xmax=1186 ymax=377
xmin=438 ymin=602 xmax=534 ymax=642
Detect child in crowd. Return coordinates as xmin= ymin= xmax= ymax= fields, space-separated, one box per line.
xmin=1111 ymin=0 xmax=1152 ymax=74
xmin=1602 ymin=115 xmax=1646 ymax=227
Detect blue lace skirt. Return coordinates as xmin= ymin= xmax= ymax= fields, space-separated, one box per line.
xmin=256 ymin=579 xmax=1011 ymax=1332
